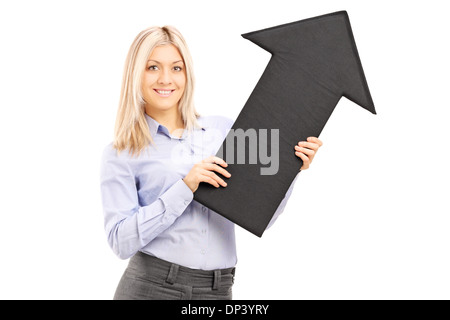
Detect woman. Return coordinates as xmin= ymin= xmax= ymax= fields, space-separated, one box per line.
xmin=100 ymin=26 xmax=323 ymax=300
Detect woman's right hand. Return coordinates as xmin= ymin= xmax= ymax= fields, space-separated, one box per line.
xmin=183 ymin=156 xmax=231 ymax=193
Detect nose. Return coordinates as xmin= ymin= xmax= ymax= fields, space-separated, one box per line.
xmin=157 ymin=68 xmax=172 ymax=85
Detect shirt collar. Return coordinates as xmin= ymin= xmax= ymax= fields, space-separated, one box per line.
xmin=144 ymin=113 xmax=205 ymax=139
xmin=144 ymin=113 xmax=163 ymax=137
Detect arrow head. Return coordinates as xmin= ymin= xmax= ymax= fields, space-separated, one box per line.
xmin=242 ymin=11 xmax=376 ymax=114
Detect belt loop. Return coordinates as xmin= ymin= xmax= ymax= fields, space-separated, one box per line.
xmin=166 ymin=264 xmax=179 ymax=285
xmin=213 ymin=270 xmax=221 ymax=290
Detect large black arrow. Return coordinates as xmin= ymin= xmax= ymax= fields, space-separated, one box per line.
xmin=194 ymin=11 xmax=376 ymax=237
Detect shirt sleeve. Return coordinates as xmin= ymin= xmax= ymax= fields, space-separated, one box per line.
xmin=265 ymin=172 xmax=300 ymax=230
xmin=100 ymin=146 xmax=193 ymax=259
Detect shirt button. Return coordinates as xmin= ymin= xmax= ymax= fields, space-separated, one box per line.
xmin=202 ymin=229 xmax=207 ymax=234
xmin=201 ymin=249 xmax=206 ymax=255
xmin=202 ymin=206 xmax=207 ymax=213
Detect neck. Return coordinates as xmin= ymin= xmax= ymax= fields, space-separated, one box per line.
xmin=145 ymin=106 xmax=185 ymax=134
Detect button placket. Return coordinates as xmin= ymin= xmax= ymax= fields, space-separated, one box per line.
xmin=179 ymin=137 xmax=195 ymax=156
xmin=201 ymin=206 xmax=208 ymax=235
xmin=200 ymin=204 xmax=209 ymax=259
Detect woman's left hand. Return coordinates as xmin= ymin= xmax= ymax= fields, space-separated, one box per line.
xmin=294 ymin=137 xmax=323 ymax=170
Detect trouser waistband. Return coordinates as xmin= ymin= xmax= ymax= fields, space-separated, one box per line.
xmin=129 ymin=251 xmax=235 ymax=290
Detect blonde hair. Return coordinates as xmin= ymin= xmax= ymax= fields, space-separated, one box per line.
xmin=113 ymin=26 xmax=201 ymax=156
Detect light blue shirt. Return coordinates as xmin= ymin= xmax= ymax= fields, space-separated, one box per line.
xmin=100 ymin=113 xmax=298 ymax=270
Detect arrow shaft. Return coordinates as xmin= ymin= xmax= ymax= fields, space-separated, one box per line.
xmin=194 ymin=11 xmax=375 ymax=237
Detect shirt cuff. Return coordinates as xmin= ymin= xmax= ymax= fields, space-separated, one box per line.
xmin=159 ymin=179 xmax=194 ymax=217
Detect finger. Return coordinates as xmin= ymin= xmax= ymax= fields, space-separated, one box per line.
xmin=203 ymin=163 xmax=231 ymax=178
xmin=297 ymin=141 xmax=320 ymax=151
xmin=307 ymin=136 xmax=323 ymax=146
xmin=296 ymin=151 xmax=310 ymax=162
xmin=200 ymin=174 xmax=220 ymax=188
xmin=294 ymin=145 xmax=315 ymax=157
xmin=202 ymin=170 xmax=227 ymax=187
xmin=296 ymin=151 xmax=310 ymax=169
xmin=201 ymin=156 xmax=228 ymax=167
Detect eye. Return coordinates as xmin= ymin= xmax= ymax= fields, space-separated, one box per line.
xmin=147 ymin=65 xmax=158 ymax=71
xmin=173 ymin=66 xmax=183 ymax=72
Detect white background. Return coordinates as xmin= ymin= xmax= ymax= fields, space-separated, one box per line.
xmin=0 ymin=0 xmax=449 ymax=300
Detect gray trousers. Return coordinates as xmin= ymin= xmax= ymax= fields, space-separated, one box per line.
xmin=113 ymin=251 xmax=235 ymax=300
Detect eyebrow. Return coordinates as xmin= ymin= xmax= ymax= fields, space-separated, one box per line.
xmin=147 ymin=59 xmax=184 ymax=64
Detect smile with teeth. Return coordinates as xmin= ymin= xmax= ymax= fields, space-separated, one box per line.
xmin=154 ymin=89 xmax=175 ymax=97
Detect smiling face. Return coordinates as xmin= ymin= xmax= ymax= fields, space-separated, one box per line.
xmin=142 ymin=44 xmax=186 ymax=115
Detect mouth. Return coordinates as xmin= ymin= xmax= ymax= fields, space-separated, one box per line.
xmin=153 ymin=89 xmax=175 ymax=97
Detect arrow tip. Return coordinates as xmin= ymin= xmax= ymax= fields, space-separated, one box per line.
xmin=242 ymin=11 xmax=376 ymax=115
